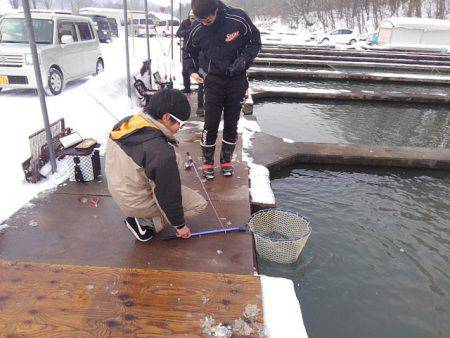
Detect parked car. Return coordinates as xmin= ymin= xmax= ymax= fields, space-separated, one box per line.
xmin=107 ymin=17 xmax=118 ymax=37
xmin=0 ymin=12 xmax=103 ymax=95
xmin=81 ymin=14 xmax=112 ymax=43
xmin=135 ymin=18 xmax=156 ymax=37
xmin=319 ymin=29 xmax=358 ymax=45
xmin=155 ymin=19 xmax=180 ymax=37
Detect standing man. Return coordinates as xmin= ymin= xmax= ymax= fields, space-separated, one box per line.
xmin=184 ymin=0 xmax=261 ymax=179
xmin=177 ymin=10 xmax=205 ymax=116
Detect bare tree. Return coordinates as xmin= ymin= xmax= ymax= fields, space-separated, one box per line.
xmin=9 ymin=0 xmax=19 ymax=9
xmin=43 ymin=0 xmax=53 ymax=10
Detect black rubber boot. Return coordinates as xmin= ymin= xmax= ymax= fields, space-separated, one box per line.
xmin=220 ymin=141 xmax=236 ymax=177
xmin=202 ymin=145 xmax=215 ymax=180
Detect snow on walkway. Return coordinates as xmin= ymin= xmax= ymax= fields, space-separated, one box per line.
xmin=0 ymin=32 xmax=181 ymax=223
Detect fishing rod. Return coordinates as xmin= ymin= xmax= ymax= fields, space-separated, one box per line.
xmin=163 ymin=227 xmax=246 ymax=241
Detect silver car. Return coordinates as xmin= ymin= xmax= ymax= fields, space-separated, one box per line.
xmin=0 ymin=12 xmax=103 ymax=95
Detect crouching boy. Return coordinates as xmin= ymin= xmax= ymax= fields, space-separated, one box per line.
xmin=105 ymin=89 xmax=207 ymax=241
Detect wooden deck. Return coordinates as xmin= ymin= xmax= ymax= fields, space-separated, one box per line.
xmin=0 ymin=259 xmax=263 ymax=337
xmin=250 ymin=86 xmax=450 ymax=105
xmin=0 ymin=92 xmax=263 ymax=336
xmin=248 ymin=68 xmax=450 ymax=85
xmin=249 ymin=131 xmax=450 ymax=172
xmin=254 ymin=57 xmax=450 ymax=73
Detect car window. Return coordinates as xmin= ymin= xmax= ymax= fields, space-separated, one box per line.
xmin=77 ymin=22 xmax=93 ymax=41
xmin=343 ymin=29 xmax=352 ymax=34
xmin=0 ymin=18 xmax=53 ymax=44
xmin=58 ymin=21 xmax=78 ymax=43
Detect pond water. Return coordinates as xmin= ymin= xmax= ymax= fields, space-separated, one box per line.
xmin=259 ymin=165 xmax=450 ymax=338
xmin=253 ymin=99 xmax=449 ymax=148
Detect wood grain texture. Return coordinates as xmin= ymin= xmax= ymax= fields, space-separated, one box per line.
xmin=0 ymin=259 xmax=264 ymax=337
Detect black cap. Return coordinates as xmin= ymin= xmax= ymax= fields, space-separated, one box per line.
xmin=144 ymin=89 xmax=191 ymax=121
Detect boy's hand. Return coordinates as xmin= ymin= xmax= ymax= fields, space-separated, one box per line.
xmin=176 ymin=225 xmax=192 ymax=239
xmin=191 ymin=73 xmax=204 ymax=84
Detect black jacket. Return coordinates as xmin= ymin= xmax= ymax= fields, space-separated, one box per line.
xmin=184 ymin=1 xmax=261 ymax=77
xmin=176 ymin=18 xmax=193 ymax=43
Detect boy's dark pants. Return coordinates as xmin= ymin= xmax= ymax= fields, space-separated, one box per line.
xmin=201 ymin=73 xmax=248 ymax=146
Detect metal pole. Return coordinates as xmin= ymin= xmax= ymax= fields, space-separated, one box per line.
xmin=171 ymin=0 xmax=174 ymax=60
xmin=144 ymin=0 xmax=152 ymax=89
xmin=123 ymin=0 xmax=131 ymax=98
xmin=22 ymin=0 xmax=57 ymax=173
xmin=179 ymin=2 xmax=182 ymax=63
xmin=129 ymin=0 xmax=135 ymax=57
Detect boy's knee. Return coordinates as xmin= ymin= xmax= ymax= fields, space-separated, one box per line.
xmin=181 ymin=186 xmax=207 ymax=217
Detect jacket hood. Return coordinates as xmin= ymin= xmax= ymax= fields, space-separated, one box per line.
xmin=110 ymin=113 xmax=178 ymax=146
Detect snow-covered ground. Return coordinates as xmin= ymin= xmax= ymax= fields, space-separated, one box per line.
xmin=0 ymin=32 xmax=182 ymax=223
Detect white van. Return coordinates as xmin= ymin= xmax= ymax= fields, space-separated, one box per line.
xmin=0 ymin=12 xmax=103 ymax=95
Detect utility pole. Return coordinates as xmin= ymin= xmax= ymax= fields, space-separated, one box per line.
xmin=22 ymin=0 xmax=57 ymax=173
xmin=144 ymin=0 xmax=152 ymax=88
xmin=179 ymin=2 xmax=182 ymax=62
xmin=123 ymin=0 xmax=132 ymax=98
xmin=171 ymin=0 xmax=174 ymax=60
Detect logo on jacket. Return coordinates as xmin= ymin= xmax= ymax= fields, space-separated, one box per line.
xmin=225 ymin=31 xmax=240 ymax=42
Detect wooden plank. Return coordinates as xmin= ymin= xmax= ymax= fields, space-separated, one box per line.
xmin=248 ymin=68 xmax=450 ymax=85
xmin=254 ymin=57 xmax=450 ymax=72
xmin=1 ymin=183 xmax=253 ymax=275
xmin=0 ymin=259 xmax=264 ymax=337
xmin=261 ymin=45 xmax=450 ymax=61
xmin=251 ymin=86 xmax=450 ymax=104
xmin=249 ymin=131 xmax=450 ymax=171
xmin=258 ymin=52 xmax=450 ymax=66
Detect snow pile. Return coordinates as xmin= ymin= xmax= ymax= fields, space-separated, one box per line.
xmin=238 ymin=118 xmax=275 ymax=206
xmin=261 ymin=275 xmax=308 ymax=338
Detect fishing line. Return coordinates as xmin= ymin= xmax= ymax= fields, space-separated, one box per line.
xmin=186 ymin=152 xmax=227 ymax=231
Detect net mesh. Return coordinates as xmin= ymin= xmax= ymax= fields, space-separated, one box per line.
xmin=248 ymin=209 xmax=311 ymax=264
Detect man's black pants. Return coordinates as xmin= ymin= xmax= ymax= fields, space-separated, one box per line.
xmin=182 ymin=70 xmax=191 ymax=91
xmin=202 ymin=73 xmax=248 ymax=146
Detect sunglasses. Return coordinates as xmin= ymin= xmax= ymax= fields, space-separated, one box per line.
xmin=169 ymin=113 xmax=187 ymax=129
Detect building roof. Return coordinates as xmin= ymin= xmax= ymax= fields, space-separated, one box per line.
xmin=380 ymin=17 xmax=450 ymax=31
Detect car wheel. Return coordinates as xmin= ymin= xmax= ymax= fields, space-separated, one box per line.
xmin=95 ymin=59 xmax=104 ymax=75
xmin=162 ymin=31 xmax=167 ymax=37
xmin=321 ymin=38 xmax=329 ymax=44
xmin=349 ymin=39 xmax=357 ymax=45
xmin=46 ymin=68 xmax=63 ymax=96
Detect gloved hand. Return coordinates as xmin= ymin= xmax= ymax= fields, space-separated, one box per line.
xmin=227 ymin=56 xmax=247 ymax=77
